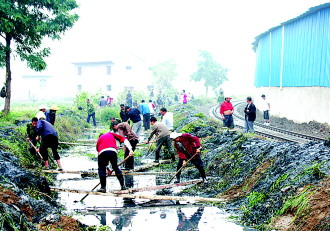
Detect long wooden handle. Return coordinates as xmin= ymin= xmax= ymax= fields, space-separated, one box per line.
xmin=28 ymin=140 xmax=43 ymax=160
xmin=168 ymin=152 xmax=199 ymax=184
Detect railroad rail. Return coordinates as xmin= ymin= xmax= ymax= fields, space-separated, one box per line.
xmin=211 ymin=101 xmax=328 ymax=144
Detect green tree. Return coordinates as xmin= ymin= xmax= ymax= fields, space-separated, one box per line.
xmin=190 ymin=50 xmax=228 ymax=96
xmin=0 ymin=0 xmax=79 ymax=114
xmin=150 ymin=60 xmax=178 ymax=91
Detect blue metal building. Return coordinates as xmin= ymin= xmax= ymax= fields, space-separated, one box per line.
xmin=253 ymin=3 xmax=330 ymax=88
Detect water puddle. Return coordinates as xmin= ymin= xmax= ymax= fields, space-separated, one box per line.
xmin=54 ymin=131 xmax=256 ymax=230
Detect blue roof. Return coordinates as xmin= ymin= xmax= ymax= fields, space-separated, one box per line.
xmin=252 ymin=3 xmax=330 ymax=50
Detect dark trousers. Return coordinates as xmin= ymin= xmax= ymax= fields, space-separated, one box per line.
xmin=143 ymin=113 xmax=150 ymax=130
xmin=224 ymin=114 xmax=234 ymax=128
xmin=40 ymin=135 xmax=60 ymax=161
xmin=176 ymin=155 xmax=206 ymax=180
xmin=87 ymin=112 xmax=96 ymax=126
xmin=124 ymin=139 xmax=138 ymax=169
xmin=155 ymin=135 xmax=175 ymax=161
xmin=98 ymin=151 xmax=122 ymax=177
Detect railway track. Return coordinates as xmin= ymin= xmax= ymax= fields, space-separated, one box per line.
xmin=211 ymin=101 xmax=328 ymax=143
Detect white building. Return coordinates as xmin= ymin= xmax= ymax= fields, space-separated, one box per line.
xmin=72 ymin=52 xmax=153 ymax=97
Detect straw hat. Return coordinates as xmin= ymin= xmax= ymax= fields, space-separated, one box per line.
xmin=50 ymin=105 xmax=59 ymax=110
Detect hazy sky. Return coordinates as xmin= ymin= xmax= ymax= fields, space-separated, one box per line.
xmin=13 ymin=0 xmax=330 ymax=96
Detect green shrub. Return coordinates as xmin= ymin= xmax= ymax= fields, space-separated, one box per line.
xmin=98 ymin=107 xmax=119 ymax=124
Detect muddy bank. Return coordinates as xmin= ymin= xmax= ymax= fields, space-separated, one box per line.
xmin=0 ymin=111 xmax=87 ymax=230
xmin=168 ymin=101 xmax=330 ymax=230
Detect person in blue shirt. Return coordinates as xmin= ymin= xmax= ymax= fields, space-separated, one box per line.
xmin=32 ymin=117 xmax=63 ymax=170
xmin=125 ymin=106 xmax=142 ymax=138
xmin=139 ymin=100 xmax=150 ymax=131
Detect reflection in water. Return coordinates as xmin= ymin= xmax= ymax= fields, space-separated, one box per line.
xmin=58 ymin=135 xmax=252 ymax=231
xmin=177 ymin=207 xmax=204 ymax=231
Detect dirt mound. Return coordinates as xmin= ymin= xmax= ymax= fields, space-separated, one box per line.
xmin=277 ymin=177 xmax=330 ymax=231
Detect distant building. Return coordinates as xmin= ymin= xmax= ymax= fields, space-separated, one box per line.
xmin=253 ymin=3 xmax=330 ymax=124
xmin=72 ymin=52 xmax=153 ymax=99
xmin=21 ymin=75 xmax=53 ymax=100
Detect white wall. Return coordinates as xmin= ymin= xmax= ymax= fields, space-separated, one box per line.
xmin=255 ymin=87 xmax=330 ymax=125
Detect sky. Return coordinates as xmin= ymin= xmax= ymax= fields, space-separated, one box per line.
xmin=9 ymin=0 xmax=330 ymax=97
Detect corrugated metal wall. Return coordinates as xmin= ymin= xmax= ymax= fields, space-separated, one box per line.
xmin=254 ymin=8 xmax=330 ymax=87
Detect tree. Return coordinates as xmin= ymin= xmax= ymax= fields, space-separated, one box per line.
xmin=150 ymin=60 xmax=178 ymax=93
xmin=190 ymin=50 xmax=228 ymax=96
xmin=0 ymin=0 xmax=79 ymax=114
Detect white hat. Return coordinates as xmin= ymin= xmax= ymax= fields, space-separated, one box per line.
xmin=38 ymin=105 xmax=46 ymax=110
xmin=170 ymin=132 xmax=182 ymax=139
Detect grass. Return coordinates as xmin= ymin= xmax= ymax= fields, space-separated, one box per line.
xmin=277 ymin=187 xmax=314 ymax=221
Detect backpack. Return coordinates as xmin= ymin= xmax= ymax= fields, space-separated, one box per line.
xmin=0 ymin=86 xmax=6 ymax=98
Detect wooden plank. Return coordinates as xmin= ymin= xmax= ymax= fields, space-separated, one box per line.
xmin=59 ymin=142 xmax=95 ymax=146
xmin=50 ymin=187 xmax=225 ymax=203
xmin=112 ymin=180 xmax=202 ymax=194
xmin=130 ymin=160 xmax=172 ymax=172
xmin=41 ymin=169 xmax=172 ymax=176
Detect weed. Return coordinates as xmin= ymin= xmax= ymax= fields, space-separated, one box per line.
xmin=247 ymin=191 xmax=267 ymax=208
xmin=277 ymin=187 xmax=314 ymax=221
xmin=194 ymin=112 xmax=205 ymax=119
xmin=270 ymin=174 xmax=289 ymax=191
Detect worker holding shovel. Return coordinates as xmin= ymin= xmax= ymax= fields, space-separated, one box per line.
xmin=96 ymin=132 xmax=134 ymax=192
xmin=170 ymin=132 xmax=206 ymax=183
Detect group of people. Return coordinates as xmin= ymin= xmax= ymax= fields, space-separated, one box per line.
xmin=99 ymin=96 xmax=114 ymax=107
xmin=219 ymin=94 xmax=271 ymax=133
xmin=97 ymin=103 xmax=207 ymax=192
xmin=27 ymin=105 xmax=63 ymax=170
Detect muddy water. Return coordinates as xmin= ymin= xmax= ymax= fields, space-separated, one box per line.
xmin=54 ymin=132 xmax=255 ymax=231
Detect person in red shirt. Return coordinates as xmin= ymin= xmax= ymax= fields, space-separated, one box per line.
xmin=219 ymin=97 xmax=234 ymax=130
xmin=170 ymin=132 xmax=206 ymax=183
xmin=96 ymin=132 xmax=134 ymax=192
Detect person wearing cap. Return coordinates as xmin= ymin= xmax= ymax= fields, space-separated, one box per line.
xmin=260 ymin=94 xmax=270 ymax=125
xmin=170 ymin=132 xmax=206 ymax=183
xmin=146 ymin=117 xmax=175 ymax=163
xmin=45 ymin=105 xmax=59 ymax=125
xmin=219 ymin=97 xmax=234 ymax=130
xmin=244 ymin=97 xmax=256 ymax=133
xmin=86 ymin=99 xmax=97 ymax=127
xmin=125 ymin=106 xmax=142 ymax=138
xmin=96 ymin=132 xmax=134 ymax=192
xmin=36 ymin=105 xmax=46 ymax=120
xmin=32 ymin=117 xmax=63 ymax=170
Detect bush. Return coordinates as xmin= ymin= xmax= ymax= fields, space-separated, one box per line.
xmin=98 ymin=107 xmax=120 ymax=124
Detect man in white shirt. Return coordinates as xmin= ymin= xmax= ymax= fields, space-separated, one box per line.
xmin=260 ymin=94 xmax=270 ymax=125
xmin=160 ymin=107 xmax=173 ymax=131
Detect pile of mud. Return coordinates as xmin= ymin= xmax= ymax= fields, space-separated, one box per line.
xmin=172 ymin=104 xmax=330 ymax=230
xmin=0 ymin=144 xmax=84 ymax=230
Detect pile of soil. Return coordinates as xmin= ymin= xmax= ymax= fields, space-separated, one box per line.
xmin=172 ymin=101 xmax=330 ymax=230
xmin=235 ymin=103 xmax=330 ymax=139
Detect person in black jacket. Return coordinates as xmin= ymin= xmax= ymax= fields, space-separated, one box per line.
xmin=244 ymin=96 xmax=256 ymax=133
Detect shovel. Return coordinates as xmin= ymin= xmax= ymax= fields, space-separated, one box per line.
xmin=167 ymin=152 xmax=199 ymax=184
